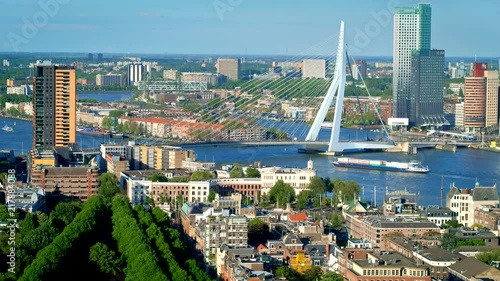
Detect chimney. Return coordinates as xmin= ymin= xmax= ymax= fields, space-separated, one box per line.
xmin=326 ymin=243 xmax=330 ymax=257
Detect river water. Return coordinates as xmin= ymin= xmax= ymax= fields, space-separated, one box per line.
xmin=0 ymin=91 xmax=498 ymax=206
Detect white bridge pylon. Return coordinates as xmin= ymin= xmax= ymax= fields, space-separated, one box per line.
xmin=305 ymin=21 xmax=394 ymax=153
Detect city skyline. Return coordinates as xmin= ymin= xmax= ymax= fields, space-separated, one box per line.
xmin=0 ymin=0 xmax=499 ymax=56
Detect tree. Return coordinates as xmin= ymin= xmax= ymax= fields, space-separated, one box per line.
xmin=88 ymin=242 xmax=121 ymax=276
xmin=269 ymin=180 xmax=295 ymax=208
xmin=19 ymin=213 xmax=38 ymax=236
xmin=248 ymin=218 xmax=270 ymax=246
xmin=244 ymin=167 xmax=261 ymax=178
xmin=330 ymin=213 xmax=342 ymax=228
xmin=50 ymin=201 xmax=82 ymax=227
xmin=477 ymin=249 xmax=500 ymax=267
xmin=98 ymin=173 xmax=121 ymax=199
xmin=296 ymin=190 xmax=312 ymax=210
xmin=321 ymin=271 xmax=344 ymax=281
xmin=332 ymin=178 xmax=360 ymax=204
xmin=441 ymin=232 xmax=458 ymax=250
xmin=101 ymin=117 xmax=112 ymax=129
xmin=190 ymin=170 xmax=213 ymax=181
xmin=108 ymin=110 xmax=125 ymax=118
xmin=207 ymin=190 xmax=217 ymax=203
xmin=0 ymin=205 xmax=8 ymax=221
xmin=275 ymin=266 xmax=301 ymax=281
xmin=148 ymin=173 xmax=168 ymax=182
xmin=308 ymin=176 xmax=326 ymax=196
xmin=229 ymin=164 xmax=243 ymax=178
xmin=304 ymin=266 xmax=323 ymax=281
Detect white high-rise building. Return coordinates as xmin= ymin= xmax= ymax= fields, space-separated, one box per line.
xmin=484 ymin=70 xmax=499 ymax=127
xmin=393 ymin=4 xmax=432 ymax=118
xmin=302 ymin=59 xmax=326 ymax=79
xmin=127 ymin=63 xmax=144 ymax=86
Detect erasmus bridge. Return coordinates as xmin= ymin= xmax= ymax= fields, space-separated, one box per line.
xmin=175 ymin=21 xmax=396 ymax=155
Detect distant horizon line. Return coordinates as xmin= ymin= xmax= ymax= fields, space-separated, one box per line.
xmin=0 ymin=51 xmax=498 ymax=60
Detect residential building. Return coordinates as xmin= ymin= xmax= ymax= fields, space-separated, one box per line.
xmin=464 ymin=76 xmax=486 ymax=133
xmin=339 ymin=250 xmax=431 ymax=281
xmin=448 ymin=257 xmax=500 ymax=281
xmin=96 ymin=73 xmax=123 ymax=86
xmin=260 ymin=160 xmax=316 ymax=195
xmin=446 ymin=182 xmax=500 ymax=227
xmin=12 ymin=187 xmax=45 ymax=213
xmin=419 ymin=207 xmax=457 ymax=227
xmin=30 ymin=166 xmax=99 ymax=201
xmin=163 ymin=69 xmax=178 ymax=80
xmin=33 ymin=63 xmax=76 ymax=150
xmin=409 ymin=49 xmax=446 ymax=127
xmin=105 ymin=153 xmax=129 ymax=179
xmin=302 ymin=59 xmax=326 ymax=79
xmin=7 ymin=85 xmax=32 ymax=95
xmin=127 ymin=63 xmax=144 ymax=86
xmin=484 ymin=70 xmax=499 ymax=127
xmin=215 ymin=178 xmax=262 ymax=202
xmin=345 ymin=213 xmax=440 ymax=250
xmin=474 ymin=206 xmax=500 ymax=232
xmin=216 ymin=58 xmax=240 ymax=81
xmin=393 ymin=3 xmax=432 ymax=119
xmin=182 ymin=72 xmax=219 ymax=86
xmin=351 ymin=60 xmax=367 ymax=80
xmin=195 ymin=215 xmax=248 ymax=266
xmin=383 ymin=190 xmax=418 ymax=216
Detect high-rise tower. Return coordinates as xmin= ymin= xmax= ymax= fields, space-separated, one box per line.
xmin=393 ymin=4 xmax=432 ymax=119
xmin=33 ymin=63 xmax=76 ymax=150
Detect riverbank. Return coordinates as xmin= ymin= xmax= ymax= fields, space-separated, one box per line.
xmin=0 ymin=114 xmax=31 ymax=122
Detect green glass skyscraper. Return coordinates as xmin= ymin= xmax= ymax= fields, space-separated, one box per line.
xmin=393 ymin=3 xmax=432 ymax=120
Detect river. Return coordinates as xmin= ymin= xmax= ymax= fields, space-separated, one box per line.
xmin=0 ymin=91 xmax=499 ymax=206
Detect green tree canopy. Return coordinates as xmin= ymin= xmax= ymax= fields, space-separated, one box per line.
xmin=441 ymin=232 xmax=458 ymax=250
xmin=229 ymin=164 xmax=243 ymax=178
xmin=308 ymin=176 xmax=326 ymax=195
xmin=248 ymin=218 xmax=271 ymax=246
xmin=244 ymin=167 xmax=261 ymax=178
xmin=190 ymin=170 xmax=213 ymax=181
xmin=269 ymin=180 xmax=295 ymax=208
xmin=98 ymin=173 xmax=121 ymax=199
xmin=304 ymin=266 xmax=323 ymax=281
xmin=148 ymin=173 xmax=168 ymax=182
xmin=207 ymin=190 xmax=217 ymax=203
xmin=332 ymin=178 xmax=360 ymax=203
xmin=477 ymin=249 xmax=500 ymax=267
xmin=330 ymin=213 xmax=343 ymax=228
xmin=321 ymin=271 xmax=344 ymax=281
xmin=88 ymin=242 xmax=121 ymax=276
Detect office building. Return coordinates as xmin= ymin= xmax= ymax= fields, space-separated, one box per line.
xmin=127 ymin=63 xmax=144 ymax=86
xmin=464 ymin=77 xmax=486 ymax=133
xmin=97 ymin=53 xmax=103 ymax=61
xmin=302 ymin=59 xmax=326 ymax=79
xmin=3 ymin=59 xmax=10 ymax=67
xmin=87 ymin=53 xmax=94 ymax=61
xmin=472 ymin=62 xmax=488 ymax=78
xmin=409 ymin=49 xmax=446 ymax=127
xmin=351 ymin=60 xmax=367 ymax=80
xmin=455 ymin=102 xmax=464 ymax=129
xmin=216 ymin=58 xmax=240 ymax=81
xmin=163 ymin=69 xmax=178 ymax=80
xmin=96 ymin=73 xmax=123 ymax=86
xmin=484 ymin=70 xmax=499 ymax=127
xmin=30 ymin=166 xmax=99 ymax=201
xmin=393 ymin=3 xmax=432 ymax=118
xmin=33 ymin=63 xmax=76 ymax=150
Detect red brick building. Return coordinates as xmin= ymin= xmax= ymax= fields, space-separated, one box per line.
xmin=30 ymin=166 xmax=99 ymax=201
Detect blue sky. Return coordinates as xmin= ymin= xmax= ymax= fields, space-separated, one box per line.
xmin=1 ymin=0 xmax=499 ymax=56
